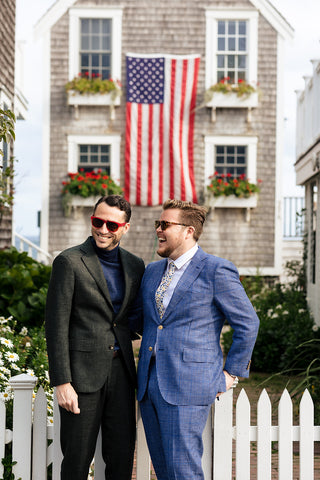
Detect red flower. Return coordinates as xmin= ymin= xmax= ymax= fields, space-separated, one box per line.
xmin=102 ymin=175 xmax=109 ymax=180
xmin=102 ymin=184 xmax=107 ymax=189
xmin=238 ymin=79 xmax=244 ymax=83
xmin=227 ymin=173 xmax=231 ymax=177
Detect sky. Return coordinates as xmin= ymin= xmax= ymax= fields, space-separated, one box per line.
xmin=13 ymin=0 xmax=319 ymax=238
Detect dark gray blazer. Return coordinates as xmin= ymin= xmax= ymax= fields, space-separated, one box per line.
xmin=45 ymin=237 xmax=145 ymax=392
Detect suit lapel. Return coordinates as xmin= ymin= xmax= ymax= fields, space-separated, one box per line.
xmin=80 ymin=238 xmax=113 ymax=310
xmin=162 ymin=248 xmax=207 ymax=321
xmin=115 ymin=247 xmax=136 ymax=319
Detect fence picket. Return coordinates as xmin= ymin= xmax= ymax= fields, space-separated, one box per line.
xmin=257 ymin=389 xmax=272 ymax=480
xmin=0 ymin=399 xmax=5 ymax=478
xmin=9 ymin=374 xmax=37 ymax=480
xmin=236 ymin=389 xmax=251 ymax=479
xmin=300 ymin=389 xmax=314 ymax=480
xmin=213 ymin=388 xmax=233 ymax=479
xmin=278 ymin=389 xmax=293 ymax=480
xmin=32 ymin=387 xmax=48 ymax=480
xmin=52 ymin=390 xmax=63 ymax=480
xmin=136 ymin=405 xmax=151 ymax=479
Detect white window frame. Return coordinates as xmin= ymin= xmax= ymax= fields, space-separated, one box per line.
xmin=67 ymin=135 xmax=121 ymax=185
xmin=204 ymin=135 xmax=258 ymax=186
xmin=205 ymin=9 xmax=258 ymax=89
xmin=69 ymin=7 xmax=123 ymax=82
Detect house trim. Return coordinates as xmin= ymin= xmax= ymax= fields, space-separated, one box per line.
xmin=204 ymin=135 xmax=258 ymax=186
xmin=67 ymin=134 xmax=121 ymax=184
xmin=68 ymin=7 xmax=123 ymax=83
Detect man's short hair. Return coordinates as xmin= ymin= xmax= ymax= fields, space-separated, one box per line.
xmin=94 ymin=195 xmax=131 ymax=222
xmin=162 ymin=199 xmax=208 ymax=241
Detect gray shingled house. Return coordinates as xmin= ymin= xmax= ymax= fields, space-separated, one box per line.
xmin=35 ymin=0 xmax=294 ymax=277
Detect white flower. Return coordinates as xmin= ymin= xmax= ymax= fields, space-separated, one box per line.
xmin=312 ymin=325 xmax=319 ymax=332
xmin=4 ymin=351 xmax=19 ymax=363
xmin=271 ymin=313 xmax=279 ymax=319
xmin=298 ymin=309 xmax=305 ymax=314
xmin=283 ymin=310 xmax=289 ymax=315
xmin=25 ymin=342 xmax=31 ymax=348
xmin=47 ymin=416 xmax=54 ymax=426
xmin=20 ymin=327 xmax=28 ymax=336
xmin=0 ymin=366 xmax=11 ymax=376
xmin=0 ymin=387 xmax=13 ymax=402
xmin=276 ymin=304 xmax=282 ymax=310
xmin=0 ymin=317 xmax=8 ymax=324
xmin=267 ymin=309 xmax=273 ymax=317
xmin=0 ymin=338 xmax=13 ymax=349
xmin=26 ymin=369 xmax=35 ymax=376
xmin=11 ymin=363 xmax=20 ymax=371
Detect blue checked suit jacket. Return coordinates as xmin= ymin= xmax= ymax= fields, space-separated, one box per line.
xmin=137 ymin=247 xmax=259 ymax=405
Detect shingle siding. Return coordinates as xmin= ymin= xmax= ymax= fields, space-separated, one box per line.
xmin=0 ymin=0 xmax=15 ymax=248
xmin=48 ymin=0 xmax=280 ymax=270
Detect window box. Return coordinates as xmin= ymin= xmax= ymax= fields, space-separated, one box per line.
xmin=62 ymin=195 xmax=101 ymax=219
xmin=205 ymin=193 xmax=258 ymax=222
xmin=206 ymin=91 xmax=258 ymax=109
xmin=67 ymin=91 xmax=121 ymax=107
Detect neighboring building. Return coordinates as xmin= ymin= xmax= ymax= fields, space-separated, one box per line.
xmin=35 ymin=0 xmax=293 ymax=277
xmin=0 ymin=0 xmax=27 ymax=249
xmin=295 ymin=60 xmax=320 ymax=325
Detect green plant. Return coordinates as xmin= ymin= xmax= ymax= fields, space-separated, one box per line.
xmin=0 ymin=247 xmax=51 ymax=329
xmin=222 ymin=262 xmax=319 ymax=374
xmin=61 ymin=169 xmax=123 ymax=216
xmin=207 ymin=172 xmax=261 ymax=198
xmin=1 ymin=454 xmax=21 ymax=480
xmin=0 ymin=109 xmax=16 ymax=222
xmin=65 ymin=73 xmax=122 ymax=101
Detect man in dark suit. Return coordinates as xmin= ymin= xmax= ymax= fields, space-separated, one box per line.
xmin=45 ymin=195 xmax=144 ymax=480
xmin=137 ymin=199 xmax=259 ymax=480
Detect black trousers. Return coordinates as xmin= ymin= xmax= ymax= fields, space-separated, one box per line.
xmin=59 ymin=354 xmax=136 ymax=480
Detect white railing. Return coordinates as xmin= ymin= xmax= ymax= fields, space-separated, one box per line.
xmin=1 ymin=374 xmax=320 ymax=479
xmin=12 ymin=232 xmax=53 ymax=265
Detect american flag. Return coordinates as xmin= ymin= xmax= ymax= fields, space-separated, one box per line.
xmin=124 ymin=54 xmax=200 ymax=206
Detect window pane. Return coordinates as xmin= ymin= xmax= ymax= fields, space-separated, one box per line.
xmin=218 ymin=21 xmax=225 ymax=34
xmin=218 ymin=38 xmax=225 ymax=51
xmin=238 ymin=71 xmax=246 ymax=81
xmin=217 ymin=71 xmax=224 ymax=82
xmin=239 ymin=37 xmax=246 ymax=51
xmin=227 ymin=156 xmax=234 ymax=164
xmin=216 ymin=146 xmax=224 ymax=154
xmin=81 ymin=54 xmax=89 ymax=67
xmin=102 ymin=36 xmax=111 ymax=51
xmin=92 ymin=35 xmax=100 ymax=50
xmin=81 ymin=19 xmax=89 ymax=34
xmin=217 ymin=55 xmax=225 ymax=68
xmin=227 ymin=72 xmax=235 ymax=83
xmin=92 ymin=19 xmax=100 ymax=34
xmin=102 ymin=54 xmax=111 ymax=67
xmin=90 ymin=156 xmax=98 ymax=163
xmin=80 ymin=145 xmax=88 ymax=153
xmin=239 ymin=21 xmax=246 ymax=35
xmin=238 ymin=146 xmax=245 ymax=154
xmin=227 ymin=55 xmax=235 ymax=68
xmin=228 ymin=37 xmax=235 ymax=51
xmin=216 ymin=167 xmax=224 ymax=175
xmin=227 ymin=146 xmax=235 ymax=154
xmin=228 ymin=21 xmax=236 ymax=35
xmin=80 ymin=155 xmax=88 ymax=163
xmin=81 ymin=36 xmax=90 ymax=50
xmin=101 ymin=145 xmax=109 ymax=153
xmin=102 ymin=19 xmax=111 ymax=34
xmin=90 ymin=145 xmax=99 ymax=153
xmin=92 ymin=54 xmax=99 ymax=67
xmin=238 ymin=55 xmax=246 ymax=68
xmin=216 ymin=156 xmax=224 ymax=164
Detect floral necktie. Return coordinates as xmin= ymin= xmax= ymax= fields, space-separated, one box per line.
xmin=155 ymin=262 xmax=176 ymax=319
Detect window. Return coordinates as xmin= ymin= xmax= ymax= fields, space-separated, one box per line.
xmin=206 ymin=9 xmax=258 ymax=88
xmin=204 ymin=136 xmax=258 ymax=185
xmin=80 ymin=18 xmax=112 ymax=79
xmin=69 ymin=7 xmax=122 ymax=82
xmin=215 ymin=145 xmax=247 ymax=178
xmin=79 ymin=144 xmax=111 ymax=173
xmin=68 ymin=135 xmax=120 ymax=183
xmin=217 ymin=20 xmax=247 ymax=83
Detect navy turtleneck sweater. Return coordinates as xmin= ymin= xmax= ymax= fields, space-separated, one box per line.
xmin=90 ymin=237 xmax=125 ymax=314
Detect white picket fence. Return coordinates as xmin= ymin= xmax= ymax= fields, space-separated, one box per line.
xmin=1 ymin=374 xmax=320 ymax=479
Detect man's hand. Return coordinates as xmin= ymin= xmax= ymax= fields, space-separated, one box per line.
xmin=56 ymin=383 xmax=80 ymax=414
xmin=216 ymin=370 xmax=238 ymax=398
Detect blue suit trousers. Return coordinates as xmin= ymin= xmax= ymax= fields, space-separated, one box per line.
xmin=140 ymin=359 xmax=211 ymax=480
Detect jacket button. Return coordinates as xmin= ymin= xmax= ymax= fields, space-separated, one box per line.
xmin=148 ymin=346 xmax=153 ymax=351
xmin=108 ymin=345 xmax=114 ymax=350
xmin=113 ymin=323 xmax=117 ymax=327
xmin=158 ymin=325 xmax=163 ymax=330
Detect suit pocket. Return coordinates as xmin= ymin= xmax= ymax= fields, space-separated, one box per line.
xmin=183 ymin=347 xmax=215 ymax=363
xmin=69 ymin=338 xmax=94 ymax=352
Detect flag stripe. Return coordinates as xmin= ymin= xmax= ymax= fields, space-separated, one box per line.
xmin=125 ymin=54 xmax=199 ymax=206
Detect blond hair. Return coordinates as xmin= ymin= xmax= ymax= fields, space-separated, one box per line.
xmin=162 ymin=199 xmax=208 ymax=241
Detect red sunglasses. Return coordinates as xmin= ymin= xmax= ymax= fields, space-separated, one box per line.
xmin=91 ymin=216 xmax=126 ymax=232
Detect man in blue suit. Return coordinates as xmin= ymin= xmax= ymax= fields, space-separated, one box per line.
xmin=137 ymin=199 xmax=259 ymax=480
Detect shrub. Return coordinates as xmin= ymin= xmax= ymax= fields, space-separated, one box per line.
xmin=222 ymin=263 xmax=320 ymax=374
xmin=0 ymin=247 xmax=51 ymax=329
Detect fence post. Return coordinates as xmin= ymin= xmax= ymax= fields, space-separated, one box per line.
xmin=9 ymin=373 xmax=38 ymax=480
